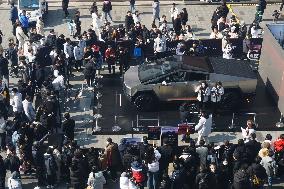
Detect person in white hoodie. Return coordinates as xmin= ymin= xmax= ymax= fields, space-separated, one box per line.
xmin=169 ymin=3 xmax=179 ymax=24
xmin=153 ymin=33 xmax=166 ymax=59
xmin=120 ymin=172 xmax=130 ymax=189
xmin=10 ymin=88 xmax=23 ymax=113
xmin=22 ymin=96 xmax=36 ymax=122
xmin=87 ymin=166 xmax=106 ymax=189
xmin=195 ymin=111 xmax=212 ymax=145
xmin=147 ymin=147 xmax=161 ymax=189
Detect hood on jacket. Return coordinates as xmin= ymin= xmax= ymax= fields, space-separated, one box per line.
xmin=131 ymin=161 xmax=143 ymax=171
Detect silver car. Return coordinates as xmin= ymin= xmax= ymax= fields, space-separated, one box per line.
xmin=123 ymin=56 xmax=257 ymax=111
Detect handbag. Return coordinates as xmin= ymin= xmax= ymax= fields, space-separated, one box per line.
xmin=86 ymin=186 xmax=93 ymax=189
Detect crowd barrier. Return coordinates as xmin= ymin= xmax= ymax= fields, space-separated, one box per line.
xmin=83 ymin=38 xmax=263 ymax=60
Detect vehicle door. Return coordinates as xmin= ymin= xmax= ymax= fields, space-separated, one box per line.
xmin=153 ymin=71 xmax=189 ymax=101
xmin=184 ymin=71 xmax=209 ymax=100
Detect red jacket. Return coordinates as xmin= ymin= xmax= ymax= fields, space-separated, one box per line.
xmin=105 ymin=48 xmax=116 ymax=65
xmin=274 ymin=139 xmax=284 ymax=152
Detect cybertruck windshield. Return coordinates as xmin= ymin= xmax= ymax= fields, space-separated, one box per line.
xmin=138 ymin=60 xmax=180 ymax=82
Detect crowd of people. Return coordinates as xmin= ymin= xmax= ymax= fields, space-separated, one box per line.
xmin=0 ymin=0 xmax=283 ymax=188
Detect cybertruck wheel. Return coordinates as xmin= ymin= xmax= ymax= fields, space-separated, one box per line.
xmin=134 ymin=93 xmax=156 ymax=112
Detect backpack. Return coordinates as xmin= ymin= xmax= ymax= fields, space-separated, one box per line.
xmin=45 ymin=156 xmax=57 ymax=175
xmin=102 ymin=1 xmax=112 ymax=12
xmin=198 ymin=173 xmax=210 ymax=189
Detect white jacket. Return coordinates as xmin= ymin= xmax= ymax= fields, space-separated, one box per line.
xmin=120 ymin=176 xmax=130 ymax=189
xmin=148 ymin=149 xmax=161 ymax=172
xmin=210 ymin=86 xmax=224 ymax=102
xmin=195 ymin=115 xmax=212 ymax=137
xmin=10 ymin=92 xmax=23 ymax=112
xmin=154 ymin=37 xmax=166 ymax=52
xmin=132 ymin=14 xmax=141 ymax=24
xmin=52 ymin=75 xmax=65 ymax=91
xmin=7 ymin=178 xmax=22 ymax=189
xmin=195 ymin=86 xmax=210 ymax=102
xmin=74 ymin=46 xmax=83 ymax=60
xmin=87 ymin=172 xmax=106 ymax=189
xmin=22 ymin=99 xmax=36 ymax=121
xmin=169 ymin=7 xmax=179 ymax=19
xmin=64 ymin=43 xmax=73 ymax=58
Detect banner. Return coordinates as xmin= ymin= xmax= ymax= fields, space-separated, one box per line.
xmin=177 ymin=123 xmax=195 ymax=135
xmin=161 ymin=126 xmax=178 ymax=146
xmin=148 ymin=126 xmax=161 ymax=140
xmin=123 ymin=137 xmax=143 ymax=145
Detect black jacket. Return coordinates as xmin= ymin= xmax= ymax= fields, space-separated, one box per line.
xmin=35 ymin=46 xmax=52 ymax=67
xmin=125 ymin=15 xmax=134 ymax=31
xmin=247 ymin=163 xmax=267 ymax=180
xmin=233 ymin=169 xmax=250 ymax=189
xmin=245 ymin=140 xmax=261 ymax=162
xmin=0 ymin=158 xmax=6 ymax=179
xmin=158 ymin=145 xmax=174 ymax=170
xmin=62 ymin=118 xmax=75 ymax=140
xmin=84 ymin=61 xmax=96 ymax=78
xmin=0 ymin=56 xmax=9 ymax=76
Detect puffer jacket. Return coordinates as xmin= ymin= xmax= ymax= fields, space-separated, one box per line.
xmin=148 ymin=149 xmax=161 ymax=173
xmin=274 ymin=138 xmax=284 ymax=152
xmin=120 ymin=176 xmax=129 ymax=189
xmin=260 ymin=156 xmax=276 ymax=177
xmin=87 ymin=172 xmax=106 ymax=189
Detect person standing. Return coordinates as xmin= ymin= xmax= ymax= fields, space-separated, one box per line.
xmin=105 ymin=45 xmax=116 ymax=74
xmin=195 ymin=111 xmax=212 ymax=145
xmin=173 ymin=14 xmax=182 ymax=36
xmin=210 ymin=81 xmax=224 ymax=114
xmin=169 ymin=3 xmax=179 ymax=25
xmin=104 ymin=138 xmax=121 ymax=182
xmin=0 ymin=50 xmax=9 ymax=87
xmin=195 ymin=81 xmax=211 ymax=111
xmin=153 ymin=33 xmax=166 ymax=59
xmin=22 ymin=96 xmax=36 ymax=122
xmin=62 ymin=113 xmax=75 ymax=141
xmin=73 ymin=43 xmax=83 ymax=71
xmin=10 ymin=3 xmax=18 ymax=31
xmin=74 ymin=11 xmax=81 ymax=38
xmin=92 ymin=11 xmax=102 ymax=38
xmin=44 ymin=148 xmax=57 ymax=189
xmin=7 ymin=171 xmax=22 ymax=189
xmin=125 ymin=11 xmax=134 ymax=32
xmin=63 ymin=38 xmax=74 ymax=76
xmin=147 ymin=147 xmax=161 ymax=189
xmin=62 ymin=0 xmax=69 ymax=18
xmin=102 ymin=0 xmax=113 ymax=22
xmin=130 ymin=0 xmax=136 ymax=13
xmin=180 ymin=8 xmax=188 ymax=31
xmin=10 ymin=88 xmax=23 ymax=114
xmin=84 ymin=57 xmax=96 ymax=89
xmin=152 ymin=0 xmax=160 ymax=25
xmin=0 ymin=116 xmax=6 ymax=152
xmin=18 ymin=10 xmax=29 ymax=35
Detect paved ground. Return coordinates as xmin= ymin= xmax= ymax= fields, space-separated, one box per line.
xmin=1 ymin=2 xmax=284 ymax=188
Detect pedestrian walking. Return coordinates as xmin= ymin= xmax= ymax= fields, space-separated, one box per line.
xmin=152 ymin=0 xmax=160 ymax=25
xmin=62 ymin=0 xmax=69 ymax=18
xmin=195 ymin=111 xmax=212 ymax=145
xmin=102 ymin=0 xmax=113 ymax=22
xmin=130 ymin=0 xmax=136 ymax=13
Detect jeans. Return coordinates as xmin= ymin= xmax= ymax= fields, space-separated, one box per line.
xmin=130 ymin=3 xmax=135 ymax=13
xmin=103 ymin=11 xmax=113 ymax=22
xmin=147 ymin=171 xmax=159 ymax=189
xmin=267 ymin=176 xmax=272 ymax=188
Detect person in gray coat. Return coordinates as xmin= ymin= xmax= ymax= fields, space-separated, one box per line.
xmin=152 ymin=0 xmax=160 ymax=25
xmin=260 ymin=152 xmax=277 ymax=188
